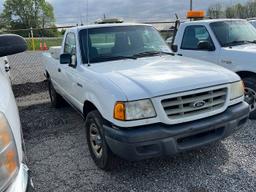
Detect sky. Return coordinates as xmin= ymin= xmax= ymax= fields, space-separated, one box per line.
xmin=0 ymin=0 xmax=248 ymax=25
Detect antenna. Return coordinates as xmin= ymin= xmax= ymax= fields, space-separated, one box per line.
xmin=86 ymin=0 xmax=90 ymax=66
xmin=79 ymin=3 xmax=83 ymax=26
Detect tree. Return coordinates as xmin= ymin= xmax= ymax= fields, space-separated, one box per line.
xmin=207 ymin=3 xmax=225 ymax=19
xmin=246 ymin=0 xmax=256 ymax=18
xmin=208 ymin=0 xmax=256 ymax=19
xmin=0 ymin=0 xmax=57 ymax=37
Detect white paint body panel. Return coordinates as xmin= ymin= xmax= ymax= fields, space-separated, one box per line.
xmin=0 ymin=56 xmax=10 ymax=80
xmin=0 ymin=63 xmax=28 ymax=191
xmin=174 ymin=19 xmax=256 ymax=74
xmin=43 ymin=24 xmax=242 ymax=128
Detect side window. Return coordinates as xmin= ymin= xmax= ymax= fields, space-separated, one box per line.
xmin=64 ymin=33 xmax=77 ymax=66
xmin=181 ymin=25 xmax=214 ymax=50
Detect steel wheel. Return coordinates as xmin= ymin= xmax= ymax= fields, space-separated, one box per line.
xmin=89 ymin=123 xmax=103 ymax=158
xmin=86 ymin=110 xmax=117 ymax=170
xmin=244 ymin=87 xmax=256 ymax=112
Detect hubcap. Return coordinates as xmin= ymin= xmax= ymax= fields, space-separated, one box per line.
xmin=244 ymin=87 xmax=256 ymax=112
xmin=89 ymin=123 xmax=103 ymax=158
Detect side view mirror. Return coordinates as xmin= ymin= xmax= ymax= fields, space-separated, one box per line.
xmin=171 ymin=44 xmax=178 ymax=53
xmin=197 ymin=41 xmax=215 ymax=51
xmin=0 ymin=34 xmax=27 ymax=57
xmin=60 ymin=53 xmax=71 ymax=64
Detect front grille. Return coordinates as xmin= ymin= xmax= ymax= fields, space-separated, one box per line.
xmin=161 ymin=88 xmax=227 ymax=120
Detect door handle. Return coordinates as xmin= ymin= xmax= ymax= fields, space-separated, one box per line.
xmin=58 ymin=68 xmax=61 ymax=72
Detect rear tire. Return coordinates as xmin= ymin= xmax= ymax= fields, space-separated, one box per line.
xmin=85 ymin=110 xmax=116 ymax=171
xmin=48 ymin=79 xmax=64 ymax=108
xmin=243 ymin=77 xmax=256 ymax=119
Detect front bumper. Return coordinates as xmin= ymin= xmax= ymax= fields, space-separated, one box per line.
xmin=5 ymin=164 xmax=33 ymax=192
xmin=104 ymin=102 xmax=249 ymax=161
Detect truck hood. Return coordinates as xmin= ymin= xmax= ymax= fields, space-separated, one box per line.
xmin=223 ymin=43 xmax=256 ymax=53
xmin=90 ymin=56 xmax=239 ymax=100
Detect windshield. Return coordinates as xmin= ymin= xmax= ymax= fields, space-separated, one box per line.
xmin=79 ymin=25 xmax=172 ymax=63
xmin=210 ymin=20 xmax=256 ymax=47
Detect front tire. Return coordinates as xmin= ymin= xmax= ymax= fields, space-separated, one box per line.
xmin=85 ymin=110 xmax=116 ymax=171
xmin=48 ymin=79 xmax=64 ymax=108
xmin=243 ymin=77 xmax=256 ymax=119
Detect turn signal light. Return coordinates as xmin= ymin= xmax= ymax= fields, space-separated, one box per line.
xmin=4 ymin=150 xmax=17 ymax=173
xmin=0 ymin=131 xmax=11 ymax=146
xmin=0 ymin=112 xmax=19 ymax=192
xmin=114 ymin=102 xmax=126 ymax=121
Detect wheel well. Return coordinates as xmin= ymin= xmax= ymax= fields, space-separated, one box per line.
xmin=83 ymin=101 xmax=97 ymax=119
xmin=237 ymin=71 xmax=256 ymax=79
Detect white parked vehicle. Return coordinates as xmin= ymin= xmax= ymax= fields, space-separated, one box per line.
xmin=43 ymin=23 xmax=249 ymax=170
xmin=248 ymin=19 xmax=256 ymax=28
xmin=0 ymin=35 xmax=33 ymax=191
xmin=172 ymin=19 xmax=256 ymax=118
xmin=0 ymin=56 xmax=10 ymax=80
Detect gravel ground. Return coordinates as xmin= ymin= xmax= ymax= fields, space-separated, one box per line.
xmin=15 ymin=82 xmax=256 ymax=192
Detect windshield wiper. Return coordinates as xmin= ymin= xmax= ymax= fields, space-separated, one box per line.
xmin=133 ymin=51 xmax=174 ymax=58
xmin=247 ymin=40 xmax=256 ymax=44
xmin=110 ymin=55 xmax=137 ymax=60
xmin=91 ymin=55 xmax=137 ymax=63
xmin=223 ymin=40 xmax=253 ymax=47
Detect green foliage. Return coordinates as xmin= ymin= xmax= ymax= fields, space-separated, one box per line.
xmin=0 ymin=0 xmax=57 ymax=37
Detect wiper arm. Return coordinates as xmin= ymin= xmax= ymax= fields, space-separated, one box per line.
xmin=110 ymin=55 xmax=137 ymax=60
xmin=91 ymin=55 xmax=137 ymax=62
xmin=223 ymin=40 xmax=252 ymax=47
xmin=247 ymin=40 xmax=256 ymax=44
xmin=133 ymin=51 xmax=174 ymax=58
xmin=160 ymin=51 xmax=175 ymax=56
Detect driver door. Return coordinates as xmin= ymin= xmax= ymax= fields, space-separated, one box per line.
xmin=178 ymin=25 xmax=219 ymax=64
xmin=57 ymin=33 xmax=77 ymax=101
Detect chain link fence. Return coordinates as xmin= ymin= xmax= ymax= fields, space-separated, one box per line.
xmin=8 ymin=51 xmax=46 ymax=85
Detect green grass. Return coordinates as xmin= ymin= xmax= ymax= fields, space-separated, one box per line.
xmin=26 ymin=38 xmax=63 ymax=51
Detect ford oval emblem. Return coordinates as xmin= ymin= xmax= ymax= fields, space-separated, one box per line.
xmin=193 ymin=101 xmax=206 ymax=108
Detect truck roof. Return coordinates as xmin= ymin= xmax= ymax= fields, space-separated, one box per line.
xmin=184 ymin=18 xmax=245 ymax=25
xmin=69 ymin=23 xmax=152 ymax=31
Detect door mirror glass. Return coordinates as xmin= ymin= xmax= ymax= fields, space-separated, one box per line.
xmin=0 ymin=34 xmax=27 ymax=57
xmin=60 ymin=53 xmax=72 ymax=64
xmin=197 ymin=41 xmax=215 ymax=51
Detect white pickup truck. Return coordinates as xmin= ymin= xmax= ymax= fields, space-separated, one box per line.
xmin=0 ymin=56 xmax=10 ymax=80
xmin=43 ymin=23 xmax=249 ymax=170
xmin=0 ymin=35 xmax=33 ymax=191
xmin=172 ymin=19 xmax=256 ymax=118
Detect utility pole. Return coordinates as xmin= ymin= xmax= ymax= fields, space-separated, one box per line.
xmin=190 ymin=0 xmax=193 ymax=11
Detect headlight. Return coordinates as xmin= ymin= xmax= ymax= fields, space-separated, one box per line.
xmin=0 ymin=112 xmax=19 ymax=191
xmin=230 ymin=81 xmax=244 ymax=100
xmin=114 ymin=99 xmax=156 ymax=121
